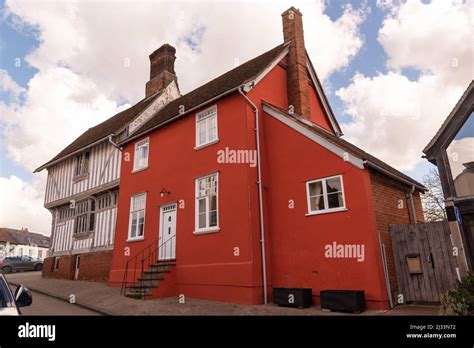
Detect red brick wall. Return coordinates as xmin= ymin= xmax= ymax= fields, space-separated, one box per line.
xmin=77 ymin=250 xmax=113 ymax=282
xmin=42 ymin=250 xmax=113 ymax=282
xmin=42 ymin=255 xmax=74 ymax=280
xmin=369 ymin=170 xmax=424 ymax=297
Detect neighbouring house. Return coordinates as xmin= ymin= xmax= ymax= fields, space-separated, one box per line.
xmin=106 ymin=7 xmax=425 ymax=310
xmin=423 ymin=81 xmax=474 ymax=277
xmin=0 ymin=227 xmax=50 ymax=261
xmin=34 ymin=46 xmax=181 ymax=281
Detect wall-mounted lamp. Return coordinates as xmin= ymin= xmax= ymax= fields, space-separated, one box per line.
xmin=160 ymin=188 xmax=171 ymax=197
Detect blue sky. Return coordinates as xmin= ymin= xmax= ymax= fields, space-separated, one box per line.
xmin=0 ymin=0 xmax=454 ymax=184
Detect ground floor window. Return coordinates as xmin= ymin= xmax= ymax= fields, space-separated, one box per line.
xmin=53 ymin=257 xmax=59 ymax=271
xmin=128 ymin=193 xmax=146 ymax=240
xmin=195 ymin=173 xmax=219 ymax=231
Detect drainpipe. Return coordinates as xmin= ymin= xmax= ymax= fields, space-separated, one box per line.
xmin=238 ymin=85 xmax=268 ymax=304
xmin=407 ymin=184 xmax=417 ymax=224
xmin=108 ymin=134 xmax=122 ymax=151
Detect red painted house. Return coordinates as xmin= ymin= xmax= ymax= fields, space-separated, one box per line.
xmin=108 ymin=7 xmax=425 ymax=310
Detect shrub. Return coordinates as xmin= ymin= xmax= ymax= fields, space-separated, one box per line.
xmin=440 ymin=273 xmax=474 ymax=316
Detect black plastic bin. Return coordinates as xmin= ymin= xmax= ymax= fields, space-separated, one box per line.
xmin=320 ymin=290 xmax=366 ymax=313
xmin=273 ymin=288 xmax=312 ymax=308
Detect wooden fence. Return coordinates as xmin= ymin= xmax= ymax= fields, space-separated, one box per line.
xmin=389 ymin=221 xmax=459 ymax=302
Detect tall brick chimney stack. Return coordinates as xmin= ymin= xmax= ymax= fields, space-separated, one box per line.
xmin=145 ymin=44 xmax=178 ymax=97
xmin=281 ymin=7 xmax=311 ymax=119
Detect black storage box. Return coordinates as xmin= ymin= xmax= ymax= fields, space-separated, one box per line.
xmin=320 ymin=290 xmax=366 ymax=313
xmin=273 ymin=288 xmax=312 ymax=308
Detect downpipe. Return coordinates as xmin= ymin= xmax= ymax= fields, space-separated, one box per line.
xmin=407 ymin=184 xmax=417 ymax=224
xmin=238 ymin=86 xmax=268 ymax=304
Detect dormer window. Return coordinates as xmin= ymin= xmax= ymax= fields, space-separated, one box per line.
xmin=133 ymin=138 xmax=149 ymax=172
xmin=75 ymin=151 xmax=90 ymax=176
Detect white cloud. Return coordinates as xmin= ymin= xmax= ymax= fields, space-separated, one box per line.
xmin=0 ymin=68 xmax=25 ymax=101
xmin=337 ymin=0 xmax=472 ymax=171
xmin=0 ymin=175 xmax=51 ymax=235
xmin=0 ymin=0 xmax=367 ymax=231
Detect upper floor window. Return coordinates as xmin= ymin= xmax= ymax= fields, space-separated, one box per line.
xmin=96 ymin=190 xmax=118 ymax=210
xmin=128 ymin=193 xmax=146 ymax=240
xmin=75 ymin=151 xmax=90 ymax=176
xmin=58 ymin=205 xmax=74 ymax=221
xmin=195 ymin=173 xmax=219 ymax=232
xmin=133 ymin=138 xmax=149 ymax=171
xmin=306 ymin=175 xmax=346 ymax=215
xmin=196 ymin=105 xmax=218 ymax=148
xmin=74 ymin=199 xmax=95 ymax=234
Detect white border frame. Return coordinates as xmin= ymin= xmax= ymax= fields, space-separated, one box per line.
xmin=195 ymin=105 xmax=219 ymax=149
xmin=158 ymin=202 xmax=178 ymax=260
xmin=305 ymin=174 xmax=347 ymax=216
xmin=127 ymin=192 xmax=147 ymax=242
xmin=194 ymin=172 xmax=220 ymax=235
xmin=132 ymin=137 xmax=150 ymax=173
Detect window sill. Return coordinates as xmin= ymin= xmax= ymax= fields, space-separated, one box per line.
xmin=73 ymin=231 xmax=93 ymax=239
xmin=305 ymin=208 xmax=348 ymax=216
xmin=132 ymin=166 xmax=148 ymax=174
xmin=193 ymin=227 xmax=220 ymax=235
xmin=194 ymin=139 xmax=219 ymax=151
xmin=127 ymin=236 xmax=145 ymax=242
xmin=73 ymin=173 xmax=89 ymax=183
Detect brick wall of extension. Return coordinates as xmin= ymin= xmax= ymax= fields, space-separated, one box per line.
xmin=369 ymin=170 xmax=425 ymax=297
xmin=42 ymin=250 xmax=113 ymax=282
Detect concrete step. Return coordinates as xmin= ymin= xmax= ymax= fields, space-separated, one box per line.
xmin=138 ymin=278 xmax=159 ymax=288
xmin=141 ymin=271 xmax=166 ymax=280
xmin=125 ymin=286 xmax=152 ymax=299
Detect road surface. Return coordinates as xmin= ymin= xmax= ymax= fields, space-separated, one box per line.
xmin=10 ymin=286 xmax=99 ymax=316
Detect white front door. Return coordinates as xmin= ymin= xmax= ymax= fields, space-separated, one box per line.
xmin=159 ymin=204 xmax=177 ymax=260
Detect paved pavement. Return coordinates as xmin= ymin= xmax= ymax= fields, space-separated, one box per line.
xmin=5 ymin=271 xmax=441 ymax=316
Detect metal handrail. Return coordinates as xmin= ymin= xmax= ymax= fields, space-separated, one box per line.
xmin=121 ymin=236 xmax=176 ymax=296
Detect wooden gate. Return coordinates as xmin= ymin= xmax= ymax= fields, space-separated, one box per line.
xmin=389 ymin=221 xmax=459 ymax=302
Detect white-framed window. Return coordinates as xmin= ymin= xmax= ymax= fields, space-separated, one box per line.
xmin=133 ymin=138 xmax=149 ymax=171
xmin=38 ymin=250 xmax=43 ymax=259
xmin=306 ymin=175 xmax=346 ymax=215
xmin=128 ymin=193 xmax=146 ymax=240
xmin=195 ymin=105 xmax=218 ymax=148
xmin=195 ymin=173 xmax=219 ymax=232
xmin=75 ymin=151 xmax=90 ymax=176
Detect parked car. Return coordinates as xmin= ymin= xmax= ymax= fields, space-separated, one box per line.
xmin=0 ymin=274 xmax=33 ymax=315
xmin=0 ymin=256 xmax=43 ymax=273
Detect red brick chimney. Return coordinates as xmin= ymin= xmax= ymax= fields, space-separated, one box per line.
xmin=145 ymin=44 xmax=178 ymax=97
xmin=281 ymin=7 xmax=311 ymax=119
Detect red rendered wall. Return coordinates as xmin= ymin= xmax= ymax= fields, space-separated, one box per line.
xmin=109 ymin=93 xmax=265 ymax=304
xmin=260 ymin=112 xmax=390 ymax=309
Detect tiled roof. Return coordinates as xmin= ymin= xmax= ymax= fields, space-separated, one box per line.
xmin=121 ymin=43 xmax=289 ymax=143
xmin=0 ymin=228 xmax=50 ymax=248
